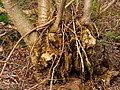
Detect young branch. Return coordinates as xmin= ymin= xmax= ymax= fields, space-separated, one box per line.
xmin=50 ymin=0 xmax=66 ymax=32
xmin=38 ymin=0 xmax=50 ymax=24
xmin=81 ymin=0 xmax=93 ymax=25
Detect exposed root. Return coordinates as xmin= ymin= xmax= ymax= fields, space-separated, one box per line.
xmin=32 ymin=19 xmax=96 ymax=84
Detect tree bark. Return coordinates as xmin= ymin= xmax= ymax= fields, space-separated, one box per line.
xmin=1 ymin=0 xmax=38 ymax=46
xmin=81 ymin=0 xmax=93 ymax=25
xmin=50 ymin=0 xmax=66 ymax=32
xmin=1 ymin=0 xmax=40 ymax=72
xmin=38 ymin=0 xmax=50 ymax=25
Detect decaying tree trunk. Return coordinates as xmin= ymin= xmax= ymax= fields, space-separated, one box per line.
xmin=1 ymin=0 xmax=97 ymax=84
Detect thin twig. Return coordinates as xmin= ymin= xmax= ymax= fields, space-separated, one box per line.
xmin=0 ymin=32 xmax=6 ymax=37
xmin=99 ymin=0 xmax=116 ymax=15
xmin=64 ymin=22 xmax=91 ymax=68
xmin=113 ymin=19 xmax=119 ymax=30
xmin=71 ymin=7 xmax=84 ymax=73
xmin=77 ymin=39 xmax=91 ymax=66
xmin=48 ymin=55 xmax=57 ymax=80
xmin=50 ymin=27 xmax=65 ymax=90
xmin=72 ymin=20 xmax=84 ymax=73
xmin=65 ymin=0 xmax=74 ymax=8
xmin=93 ymin=23 xmax=99 ymax=38
xmin=26 ymin=84 xmax=39 ymax=90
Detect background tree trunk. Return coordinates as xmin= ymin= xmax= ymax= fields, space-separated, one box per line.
xmin=1 ymin=0 xmax=41 ymax=75
xmin=1 ymin=0 xmax=38 ymax=46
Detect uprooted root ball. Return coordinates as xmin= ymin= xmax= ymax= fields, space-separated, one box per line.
xmin=32 ymin=24 xmax=96 ymax=83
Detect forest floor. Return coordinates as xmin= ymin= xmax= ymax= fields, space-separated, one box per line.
xmin=0 ymin=0 xmax=120 ymax=90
